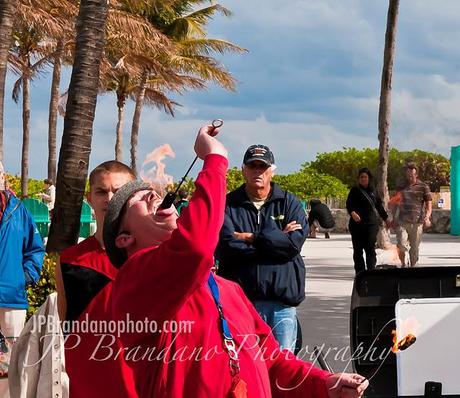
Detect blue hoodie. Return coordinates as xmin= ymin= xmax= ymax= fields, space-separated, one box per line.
xmin=0 ymin=192 xmax=45 ymax=308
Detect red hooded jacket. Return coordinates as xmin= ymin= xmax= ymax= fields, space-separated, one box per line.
xmin=111 ymin=154 xmax=330 ymax=397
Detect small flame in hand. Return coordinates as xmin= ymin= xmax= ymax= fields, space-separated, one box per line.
xmin=392 ymin=331 xmax=416 ymax=352
xmin=392 ymin=316 xmax=420 ymax=353
xmin=140 ymin=144 xmax=175 ymax=196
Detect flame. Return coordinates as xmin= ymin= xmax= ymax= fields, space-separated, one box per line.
xmin=140 ymin=144 xmax=175 ymax=196
xmin=391 ymin=316 xmax=420 ymax=353
xmin=391 ymin=331 xmax=416 ymax=352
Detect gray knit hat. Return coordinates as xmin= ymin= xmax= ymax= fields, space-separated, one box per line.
xmin=103 ymin=180 xmax=151 ymax=268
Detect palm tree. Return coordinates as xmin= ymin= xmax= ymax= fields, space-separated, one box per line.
xmin=103 ymin=52 xmax=203 ymax=169
xmin=106 ymin=66 xmax=177 ymax=162
xmin=47 ymin=0 xmax=109 ymax=252
xmin=130 ymin=70 xmax=177 ymax=172
xmin=98 ymin=3 xmax=176 ymax=165
xmin=121 ymin=0 xmax=246 ymax=173
xmin=0 ymin=0 xmax=19 ymax=161
xmin=19 ymin=0 xmax=78 ymax=182
xmin=107 ymin=69 xmax=133 ymax=161
xmin=9 ymin=26 xmax=53 ymax=196
xmin=48 ymin=39 xmax=67 ymax=182
xmin=376 ymin=0 xmax=399 ymax=249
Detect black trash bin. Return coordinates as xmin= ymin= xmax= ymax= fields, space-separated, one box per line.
xmin=350 ymin=267 xmax=460 ymax=398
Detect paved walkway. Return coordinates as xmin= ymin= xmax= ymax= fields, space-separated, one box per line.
xmin=296 ymin=233 xmax=460 ymax=372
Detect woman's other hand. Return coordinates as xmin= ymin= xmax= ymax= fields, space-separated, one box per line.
xmin=351 ymin=211 xmax=361 ymax=223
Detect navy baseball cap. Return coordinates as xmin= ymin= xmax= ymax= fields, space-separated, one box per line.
xmin=243 ymin=145 xmax=275 ymax=166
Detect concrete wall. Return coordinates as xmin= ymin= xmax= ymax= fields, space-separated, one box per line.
xmin=328 ymin=209 xmax=450 ymax=234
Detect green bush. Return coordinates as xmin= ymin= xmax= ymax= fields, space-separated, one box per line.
xmin=273 ymin=168 xmax=349 ymax=200
xmin=172 ymin=177 xmax=195 ymax=196
xmin=226 ymin=167 xmax=245 ymax=192
xmin=6 ymin=174 xmax=45 ymax=199
xmin=27 ymin=253 xmax=57 ymax=317
xmin=305 ymin=148 xmax=450 ymax=192
xmin=223 ymin=166 xmax=348 ymax=200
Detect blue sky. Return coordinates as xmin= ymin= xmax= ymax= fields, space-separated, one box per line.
xmin=3 ymin=0 xmax=460 ymax=180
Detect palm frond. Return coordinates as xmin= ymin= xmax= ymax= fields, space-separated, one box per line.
xmin=25 ymin=0 xmax=79 ymax=21
xmin=116 ymin=0 xmax=176 ymax=16
xmin=34 ymin=39 xmax=58 ymax=56
xmin=165 ymin=4 xmax=231 ymax=39
xmin=169 ymin=54 xmax=237 ymax=91
xmin=18 ymin=2 xmax=75 ymax=39
xmin=30 ymin=55 xmax=53 ymax=75
xmin=106 ymin=8 xmax=174 ymax=57
xmin=184 ymin=4 xmax=232 ymax=22
xmin=12 ymin=77 xmax=23 ymax=103
xmin=166 ymin=16 xmax=206 ymax=39
xmin=178 ymin=38 xmax=247 ymax=56
xmin=7 ymin=53 xmax=25 ymax=76
xmin=142 ymin=88 xmax=180 ymax=116
xmin=113 ymin=53 xmax=165 ymax=74
xmin=148 ymin=72 xmax=206 ymax=93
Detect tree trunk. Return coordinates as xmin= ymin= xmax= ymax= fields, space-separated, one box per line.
xmin=130 ymin=71 xmax=147 ymax=174
xmin=0 ymin=0 xmax=18 ymax=161
xmin=376 ymin=0 xmax=399 ymax=249
xmin=115 ymin=92 xmax=126 ymax=162
xmin=47 ymin=40 xmax=63 ymax=183
xmin=47 ymin=0 xmax=109 ymax=253
xmin=20 ymin=77 xmax=30 ymax=197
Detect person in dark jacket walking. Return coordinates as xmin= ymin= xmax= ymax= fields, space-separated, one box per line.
xmin=216 ymin=144 xmax=308 ymax=351
xmin=346 ymin=168 xmax=390 ymax=273
xmin=308 ymin=199 xmax=335 ymax=238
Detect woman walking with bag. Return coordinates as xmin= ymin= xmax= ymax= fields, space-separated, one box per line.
xmin=346 ymin=168 xmax=390 ymax=273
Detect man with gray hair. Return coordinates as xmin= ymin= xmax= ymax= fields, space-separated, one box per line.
xmin=216 ymin=144 xmax=309 ymax=352
xmin=0 ymin=161 xmax=44 ymax=395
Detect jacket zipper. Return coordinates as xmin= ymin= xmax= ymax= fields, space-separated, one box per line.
xmin=252 ymin=204 xmax=261 ymax=292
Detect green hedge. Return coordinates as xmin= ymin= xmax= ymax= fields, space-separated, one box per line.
xmin=305 ymin=148 xmax=450 ymax=192
xmin=27 ymin=253 xmax=57 ymax=317
xmin=6 ymin=174 xmax=45 ymax=199
xmin=225 ymin=166 xmax=349 ymax=200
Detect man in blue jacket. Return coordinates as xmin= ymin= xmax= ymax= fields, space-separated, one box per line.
xmin=216 ymin=145 xmax=308 ymax=352
xmin=0 ymin=162 xmax=44 ymax=342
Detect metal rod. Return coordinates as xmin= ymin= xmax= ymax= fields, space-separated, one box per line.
xmin=159 ymin=119 xmax=223 ymax=209
xmin=363 ymin=348 xmax=392 ymax=384
xmin=313 ymin=345 xmax=333 ymax=373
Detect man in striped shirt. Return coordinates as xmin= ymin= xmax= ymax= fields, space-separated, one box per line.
xmin=395 ymin=162 xmax=432 ymax=267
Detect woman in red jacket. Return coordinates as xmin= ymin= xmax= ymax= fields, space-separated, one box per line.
xmin=103 ymin=125 xmax=369 ymax=398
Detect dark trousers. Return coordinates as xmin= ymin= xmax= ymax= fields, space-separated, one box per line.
xmin=350 ymin=223 xmax=379 ymax=274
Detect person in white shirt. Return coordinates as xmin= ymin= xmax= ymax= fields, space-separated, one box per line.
xmin=38 ymin=179 xmax=56 ymax=218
